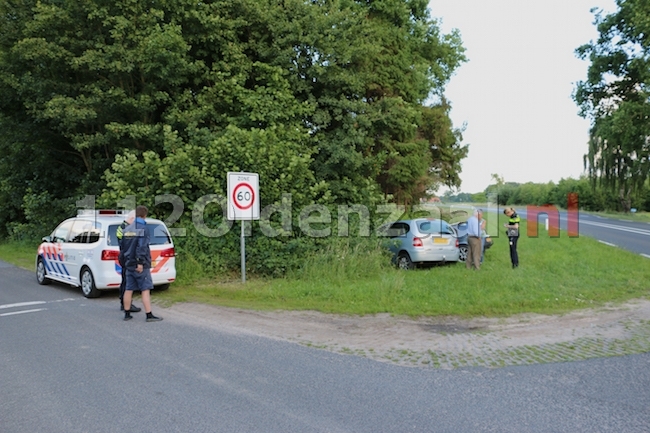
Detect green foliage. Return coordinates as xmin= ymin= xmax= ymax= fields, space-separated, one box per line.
xmin=0 ymin=0 xmax=469 ymax=276
xmin=445 ymin=175 xmax=649 ymax=212
xmin=574 ymin=1 xmax=650 ymax=211
xmin=6 ymin=189 xmax=77 ymax=241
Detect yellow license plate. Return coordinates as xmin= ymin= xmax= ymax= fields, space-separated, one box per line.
xmin=151 ymin=260 xmax=157 ymax=267
xmin=433 ymin=238 xmax=447 ymax=244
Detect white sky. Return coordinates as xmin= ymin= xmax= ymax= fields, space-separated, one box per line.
xmin=427 ymin=0 xmax=617 ymax=194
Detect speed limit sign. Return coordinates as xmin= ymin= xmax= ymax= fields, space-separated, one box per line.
xmin=227 ymin=172 xmax=260 ymax=220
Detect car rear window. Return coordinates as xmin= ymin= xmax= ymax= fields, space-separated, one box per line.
xmin=107 ymin=223 xmax=172 ymax=246
xmin=418 ymin=220 xmax=454 ymax=235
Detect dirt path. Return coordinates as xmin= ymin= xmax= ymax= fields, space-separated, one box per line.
xmin=166 ymin=299 xmax=650 ymax=368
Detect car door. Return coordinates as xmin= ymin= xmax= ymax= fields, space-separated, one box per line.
xmin=44 ymin=220 xmax=75 ymax=283
xmin=66 ymin=219 xmax=97 ymax=285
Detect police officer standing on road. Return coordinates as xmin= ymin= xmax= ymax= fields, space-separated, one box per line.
xmin=121 ymin=205 xmax=162 ymax=322
xmin=504 ymin=207 xmax=521 ymax=269
xmin=117 ymin=211 xmax=141 ymax=313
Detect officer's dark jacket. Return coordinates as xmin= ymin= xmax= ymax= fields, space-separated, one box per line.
xmin=120 ymin=217 xmax=151 ymax=270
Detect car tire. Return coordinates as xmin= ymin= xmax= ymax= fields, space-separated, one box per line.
xmin=154 ymin=284 xmax=170 ymax=292
xmin=80 ymin=267 xmax=101 ymax=298
xmin=36 ymin=258 xmax=51 ymax=285
xmin=458 ymin=245 xmax=468 ymax=262
xmin=396 ymin=252 xmax=415 ymax=270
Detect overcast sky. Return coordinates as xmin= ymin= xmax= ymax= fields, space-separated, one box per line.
xmin=427 ymin=0 xmax=617 ymax=194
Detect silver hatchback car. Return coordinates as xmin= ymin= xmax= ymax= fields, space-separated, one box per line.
xmin=383 ymin=219 xmax=460 ymax=269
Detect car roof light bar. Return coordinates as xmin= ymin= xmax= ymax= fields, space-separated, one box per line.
xmin=77 ymin=209 xmax=133 ymax=216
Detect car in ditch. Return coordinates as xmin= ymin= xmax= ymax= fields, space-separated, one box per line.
xmin=382 ymin=218 xmax=460 ymax=269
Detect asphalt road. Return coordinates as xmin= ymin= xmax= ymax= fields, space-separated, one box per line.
xmin=1 ymin=261 xmax=650 ymax=432
xmin=481 ymin=206 xmax=650 ymax=258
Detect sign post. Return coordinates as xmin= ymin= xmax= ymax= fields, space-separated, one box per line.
xmin=227 ymin=172 xmax=260 ymax=283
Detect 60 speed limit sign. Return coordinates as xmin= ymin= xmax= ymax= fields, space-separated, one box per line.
xmin=227 ymin=172 xmax=260 ymax=220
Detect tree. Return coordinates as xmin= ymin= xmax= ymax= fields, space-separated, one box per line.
xmin=574 ymin=0 xmax=650 ymax=212
xmin=0 ymin=0 xmax=469 ymax=274
xmin=273 ymin=0 xmax=467 ymax=206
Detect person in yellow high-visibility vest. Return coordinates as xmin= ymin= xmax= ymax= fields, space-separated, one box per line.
xmin=503 ymin=207 xmax=521 ymax=269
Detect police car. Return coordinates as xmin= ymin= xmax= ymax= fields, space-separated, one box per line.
xmin=35 ymin=210 xmax=176 ymax=298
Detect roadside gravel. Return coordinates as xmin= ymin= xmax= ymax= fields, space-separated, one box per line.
xmin=165 ymin=298 xmax=650 ymax=369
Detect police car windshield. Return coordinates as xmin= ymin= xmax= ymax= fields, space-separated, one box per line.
xmin=107 ymin=223 xmax=172 ymax=246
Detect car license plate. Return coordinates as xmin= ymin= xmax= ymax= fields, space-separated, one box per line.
xmin=433 ymin=238 xmax=447 ymax=244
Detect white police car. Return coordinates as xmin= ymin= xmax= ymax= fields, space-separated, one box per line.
xmin=35 ymin=210 xmax=176 ymax=298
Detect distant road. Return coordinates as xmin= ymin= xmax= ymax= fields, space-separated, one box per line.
xmin=432 ymin=203 xmax=650 ymax=257
xmin=510 ymin=207 xmax=650 ymax=258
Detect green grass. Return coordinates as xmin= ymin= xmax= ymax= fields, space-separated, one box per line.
xmin=3 ymin=219 xmax=649 ymax=318
xmin=155 ymin=219 xmax=650 ymax=317
xmin=0 ymin=241 xmax=38 ymax=270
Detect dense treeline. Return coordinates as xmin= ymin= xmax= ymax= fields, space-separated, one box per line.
xmin=575 ymin=0 xmax=650 ymax=212
xmin=0 ymin=0 xmax=467 ymax=275
xmin=442 ymin=176 xmax=650 ymax=212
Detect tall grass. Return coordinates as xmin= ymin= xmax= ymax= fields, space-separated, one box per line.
xmin=288 ymin=237 xmax=391 ymax=283
xmin=157 ymin=219 xmax=650 ymax=317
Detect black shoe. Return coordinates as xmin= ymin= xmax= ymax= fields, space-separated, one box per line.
xmin=129 ymin=305 xmax=142 ymax=313
xmin=124 ymin=314 xmax=133 ymax=321
xmin=146 ymin=314 xmax=163 ymax=322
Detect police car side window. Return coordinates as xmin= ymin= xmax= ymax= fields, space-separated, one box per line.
xmin=69 ymin=220 xmax=89 ymax=243
xmin=149 ymin=224 xmax=171 ymax=245
xmin=67 ymin=220 xmax=102 ymax=244
xmin=87 ymin=223 xmax=101 ymax=244
xmin=52 ymin=220 xmax=74 ymax=243
xmin=107 ymin=225 xmax=119 ymax=246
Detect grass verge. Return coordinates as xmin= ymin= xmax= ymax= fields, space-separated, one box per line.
xmin=0 ymin=241 xmax=37 ymax=270
xmin=3 ymin=219 xmax=649 ymax=318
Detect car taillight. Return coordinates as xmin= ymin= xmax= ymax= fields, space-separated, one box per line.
xmin=101 ymin=250 xmax=120 ymax=261
xmin=455 ymin=239 xmax=459 ymax=247
xmin=160 ymin=248 xmax=175 ymax=258
xmin=412 ymin=237 xmax=423 ymax=247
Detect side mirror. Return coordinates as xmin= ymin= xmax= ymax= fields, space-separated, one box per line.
xmin=41 ymin=235 xmax=52 ymax=243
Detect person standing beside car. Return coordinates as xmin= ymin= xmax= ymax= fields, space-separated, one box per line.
xmin=121 ymin=205 xmax=162 ymax=322
xmin=116 ymin=211 xmax=140 ymax=313
xmin=479 ymin=210 xmax=487 ymax=264
xmin=503 ymin=207 xmax=521 ymax=269
xmin=465 ymin=209 xmax=482 ymax=270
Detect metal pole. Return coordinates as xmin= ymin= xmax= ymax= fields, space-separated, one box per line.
xmin=241 ymin=220 xmax=246 ymax=283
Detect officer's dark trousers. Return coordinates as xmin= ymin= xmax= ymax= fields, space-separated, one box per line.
xmin=509 ymin=236 xmax=519 ymax=267
xmin=119 ymin=256 xmax=126 ymax=303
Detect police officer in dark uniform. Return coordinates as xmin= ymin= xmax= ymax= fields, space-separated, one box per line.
xmin=121 ymin=205 xmax=162 ymax=322
xmin=503 ymin=207 xmax=521 ymax=268
xmin=117 ymin=211 xmax=141 ymax=312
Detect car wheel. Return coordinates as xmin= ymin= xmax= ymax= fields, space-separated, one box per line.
xmin=397 ymin=252 xmax=415 ymax=270
xmin=154 ymin=284 xmax=170 ymax=292
xmin=36 ymin=258 xmax=51 ymax=285
xmin=458 ymin=245 xmax=468 ymax=262
xmin=80 ymin=267 xmax=101 ymax=298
